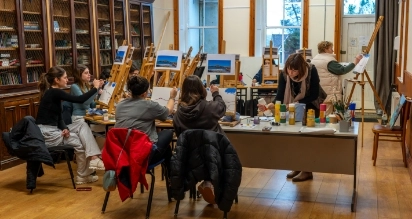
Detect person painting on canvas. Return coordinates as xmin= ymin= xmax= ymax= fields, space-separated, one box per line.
xmin=173 ymin=75 xmax=226 ymax=204
xmin=311 ymin=40 xmax=363 ymax=115
xmin=257 ymin=53 xmax=323 ymax=182
xmin=115 ymin=75 xmax=176 ymax=176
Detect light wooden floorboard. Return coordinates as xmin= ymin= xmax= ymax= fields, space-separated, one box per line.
xmin=0 ymin=123 xmax=411 ymax=218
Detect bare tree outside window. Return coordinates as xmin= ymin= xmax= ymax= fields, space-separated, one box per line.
xmin=266 ymin=0 xmax=302 ymax=64
xmin=344 ymin=0 xmax=375 ymax=15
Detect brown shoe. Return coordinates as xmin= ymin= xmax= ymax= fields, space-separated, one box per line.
xmin=198 ymin=181 xmax=216 ymax=204
xmin=286 ymin=171 xmax=301 ymax=179
xmin=292 ymin=172 xmax=313 ymax=182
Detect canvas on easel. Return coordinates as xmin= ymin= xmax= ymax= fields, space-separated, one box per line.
xmin=353 ymin=54 xmax=370 ymax=74
xmin=97 ymin=41 xmax=134 ymax=114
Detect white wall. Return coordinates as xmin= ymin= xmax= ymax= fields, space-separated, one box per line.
xmin=223 ymin=0 xmax=250 ymax=56
xmin=308 ymin=0 xmax=336 ymax=56
xmin=152 ymin=0 xmax=174 ymax=51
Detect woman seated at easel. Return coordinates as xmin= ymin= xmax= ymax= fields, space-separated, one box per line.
xmin=257 ymin=53 xmax=323 ymax=182
xmin=115 ymin=76 xmax=177 ymax=176
xmin=311 ymin=40 xmax=363 ymax=115
xmin=36 ymin=67 xmax=105 ymax=185
xmin=173 ymin=75 xmax=226 ymax=204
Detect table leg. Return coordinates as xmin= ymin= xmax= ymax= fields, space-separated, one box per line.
xmin=351 ymin=137 xmax=358 ymax=212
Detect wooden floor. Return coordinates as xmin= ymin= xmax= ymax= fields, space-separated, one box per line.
xmin=0 ymin=123 xmax=411 ymax=219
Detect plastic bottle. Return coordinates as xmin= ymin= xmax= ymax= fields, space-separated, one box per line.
xmin=307 ymin=109 xmax=315 ymax=127
xmin=280 ymin=104 xmax=287 ymax=124
xmin=274 ymin=101 xmax=281 ymax=123
xmin=289 ymin=103 xmax=295 ymax=125
xmin=320 ymin=104 xmax=326 ymax=125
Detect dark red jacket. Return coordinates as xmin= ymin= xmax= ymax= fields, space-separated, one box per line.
xmin=102 ymin=128 xmax=152 ymax=201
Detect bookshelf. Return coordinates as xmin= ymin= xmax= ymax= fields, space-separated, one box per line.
xmin=113 ymin=1 xmax=127 ymax=54
xmin=128 ymin=2 xmax=153 ymax=66
xmin=96 ymin=0 xmax=114 ymax=73
xmin=73 ymin=0 xmax=95 ymax=78
xmin=50 ymin=0 xmax=75 ymax=80
xmin=0 ymin=0 xmax=50 ymax=90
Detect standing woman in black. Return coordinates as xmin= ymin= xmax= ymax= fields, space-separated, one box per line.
xmin=258 ymin=53 xmax=322 ymax=182
xmin=36 ymin=66 xmax=105 ymax=184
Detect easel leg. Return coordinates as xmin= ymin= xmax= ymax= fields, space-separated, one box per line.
xmin=361 ymin=74 xmax=365 ymax=148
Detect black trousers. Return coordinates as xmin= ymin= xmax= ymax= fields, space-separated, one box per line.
xmin=151 ymin=129 xmax=173 ymax=174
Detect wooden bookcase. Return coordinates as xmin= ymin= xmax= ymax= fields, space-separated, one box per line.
xmin=0 ymin=0 xmax=49 ymax=91
xmin=0 ymin=0 xmax=154 ymax=170
xmin=128 ymin=2 xmax=153 ymax=66
xmin=50 ymin=0 xmax=96 ymax=80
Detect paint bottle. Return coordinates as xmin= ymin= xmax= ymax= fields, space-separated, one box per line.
xmin=280 ymin=104 xmax=287 ymax=124
xmin=289 ymin=103 xmax=295 ymax=125
xmin=307 ymin=109 xmax=315 ymax=127
xmin=274 ymin=101 xmax=281 ymax=123
xmin=320 ymin=104 xmax=326 ymax=125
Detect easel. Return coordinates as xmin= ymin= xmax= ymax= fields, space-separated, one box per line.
xmin=140 ymin=44 xmax=156 ymax=81
xmin=261 ymin=40 xmax=280 ymax=86
xmin=154 ymin=47 xmax=192 ymax=88
xmin=345 ymin=16 xmax=386 ymax=147
xmin=97 ymin=41 xmax=134 ymax=114
xmin=140 ymin=11 xmax=170 ymax=82
xmin=206 ymin=40 xmax=241 ymax=126
xmin=179 ymin=46 xmax=204 ymax=88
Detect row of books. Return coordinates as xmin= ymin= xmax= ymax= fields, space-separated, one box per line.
xmin=27 ymin=70 xmax=41 ymax=83
xmin=0 ymin=72 xmax=22 ymax=85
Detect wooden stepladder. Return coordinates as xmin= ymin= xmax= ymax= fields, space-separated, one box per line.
xmin=97 ymin=41 xmax=134 ymax=114
xmin=345 ymin=16 xmax=386 ymax=147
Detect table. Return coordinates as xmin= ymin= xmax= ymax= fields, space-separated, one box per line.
xmin=221 ymin=121 xmax=359 ymax=212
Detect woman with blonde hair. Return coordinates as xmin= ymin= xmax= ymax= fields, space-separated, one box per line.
xmin=36 ymin=67 xmax=105 ymax=184
xmin=311 ymin=40 xmax=362 ymax=114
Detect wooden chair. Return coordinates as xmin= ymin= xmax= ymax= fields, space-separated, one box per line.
xmin=372 ymin=100 xmax=411 ymax=167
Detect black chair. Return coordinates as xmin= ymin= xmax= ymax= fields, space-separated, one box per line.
xmin=101 ymin=159 xmax=171 ymax=219
xmin=1 ymin=132 xmax=76 ymax=190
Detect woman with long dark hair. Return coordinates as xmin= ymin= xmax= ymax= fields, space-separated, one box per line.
xmin=173 ymin=75 xmax=226 ymax=204
xmin=36 ymin=66 xmax=104 ymax=184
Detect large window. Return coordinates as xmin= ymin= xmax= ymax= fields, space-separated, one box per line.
xmin=260 ymin=0 xmax=303 ymax=64
xmin=179 ymin=0 xmax=218 ymax=55
xmin=344 ymin=0 xmax=375 ymax=15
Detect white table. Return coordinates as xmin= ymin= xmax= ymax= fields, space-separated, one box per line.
xmin=222 ymin=121 xmax=359 ymax=212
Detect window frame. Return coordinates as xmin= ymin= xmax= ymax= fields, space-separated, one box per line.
xmin=252 ymin=0 xmax=308 ymax=60
xmin=175 ymin=0 xmax=223 ymax=54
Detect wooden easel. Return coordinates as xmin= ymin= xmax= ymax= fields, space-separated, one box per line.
xmin=97 ymin=41 xmax=134 ymax=114
xmin=345 ymin=15 xmax=386 ymax=147
xmin=261 ymin=40 xmax=280 ymax=86
xmin=206 ymin=40 xmax=241 ymax=126
xmin=140 ymin=44 xmax=156 ymax=81
xmin=154 ymin=47 xmax=192 ymax=88
xmin=179 ymin=46 xmax=204 ymax=88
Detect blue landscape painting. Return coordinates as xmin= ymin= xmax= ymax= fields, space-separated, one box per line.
xmin=208 ymin=60 xmax=231 ymax=74
xmin=156 ymin=55 xmax=178 ymax=68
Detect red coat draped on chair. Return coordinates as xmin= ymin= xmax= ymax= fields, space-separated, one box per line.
xmin=102 ymin=128 xmax=153 ymax=201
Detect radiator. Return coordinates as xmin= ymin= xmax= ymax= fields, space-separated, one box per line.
xmin=391 ymin=91 xmax=401 ymax=126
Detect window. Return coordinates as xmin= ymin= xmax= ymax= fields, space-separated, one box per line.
xmin=179 ymin=0 xmax=219 ymax=55
xmin=258 ymin=0 xmax=303 ymax=64
xmin=344 ymin=0 xmax=375 ymax=15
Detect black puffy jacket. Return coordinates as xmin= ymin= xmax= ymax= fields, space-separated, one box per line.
xmin=170 ymin=130 xmax=242 ymax=212
xmin=5 ymin=116 xmax=54 ymax=190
